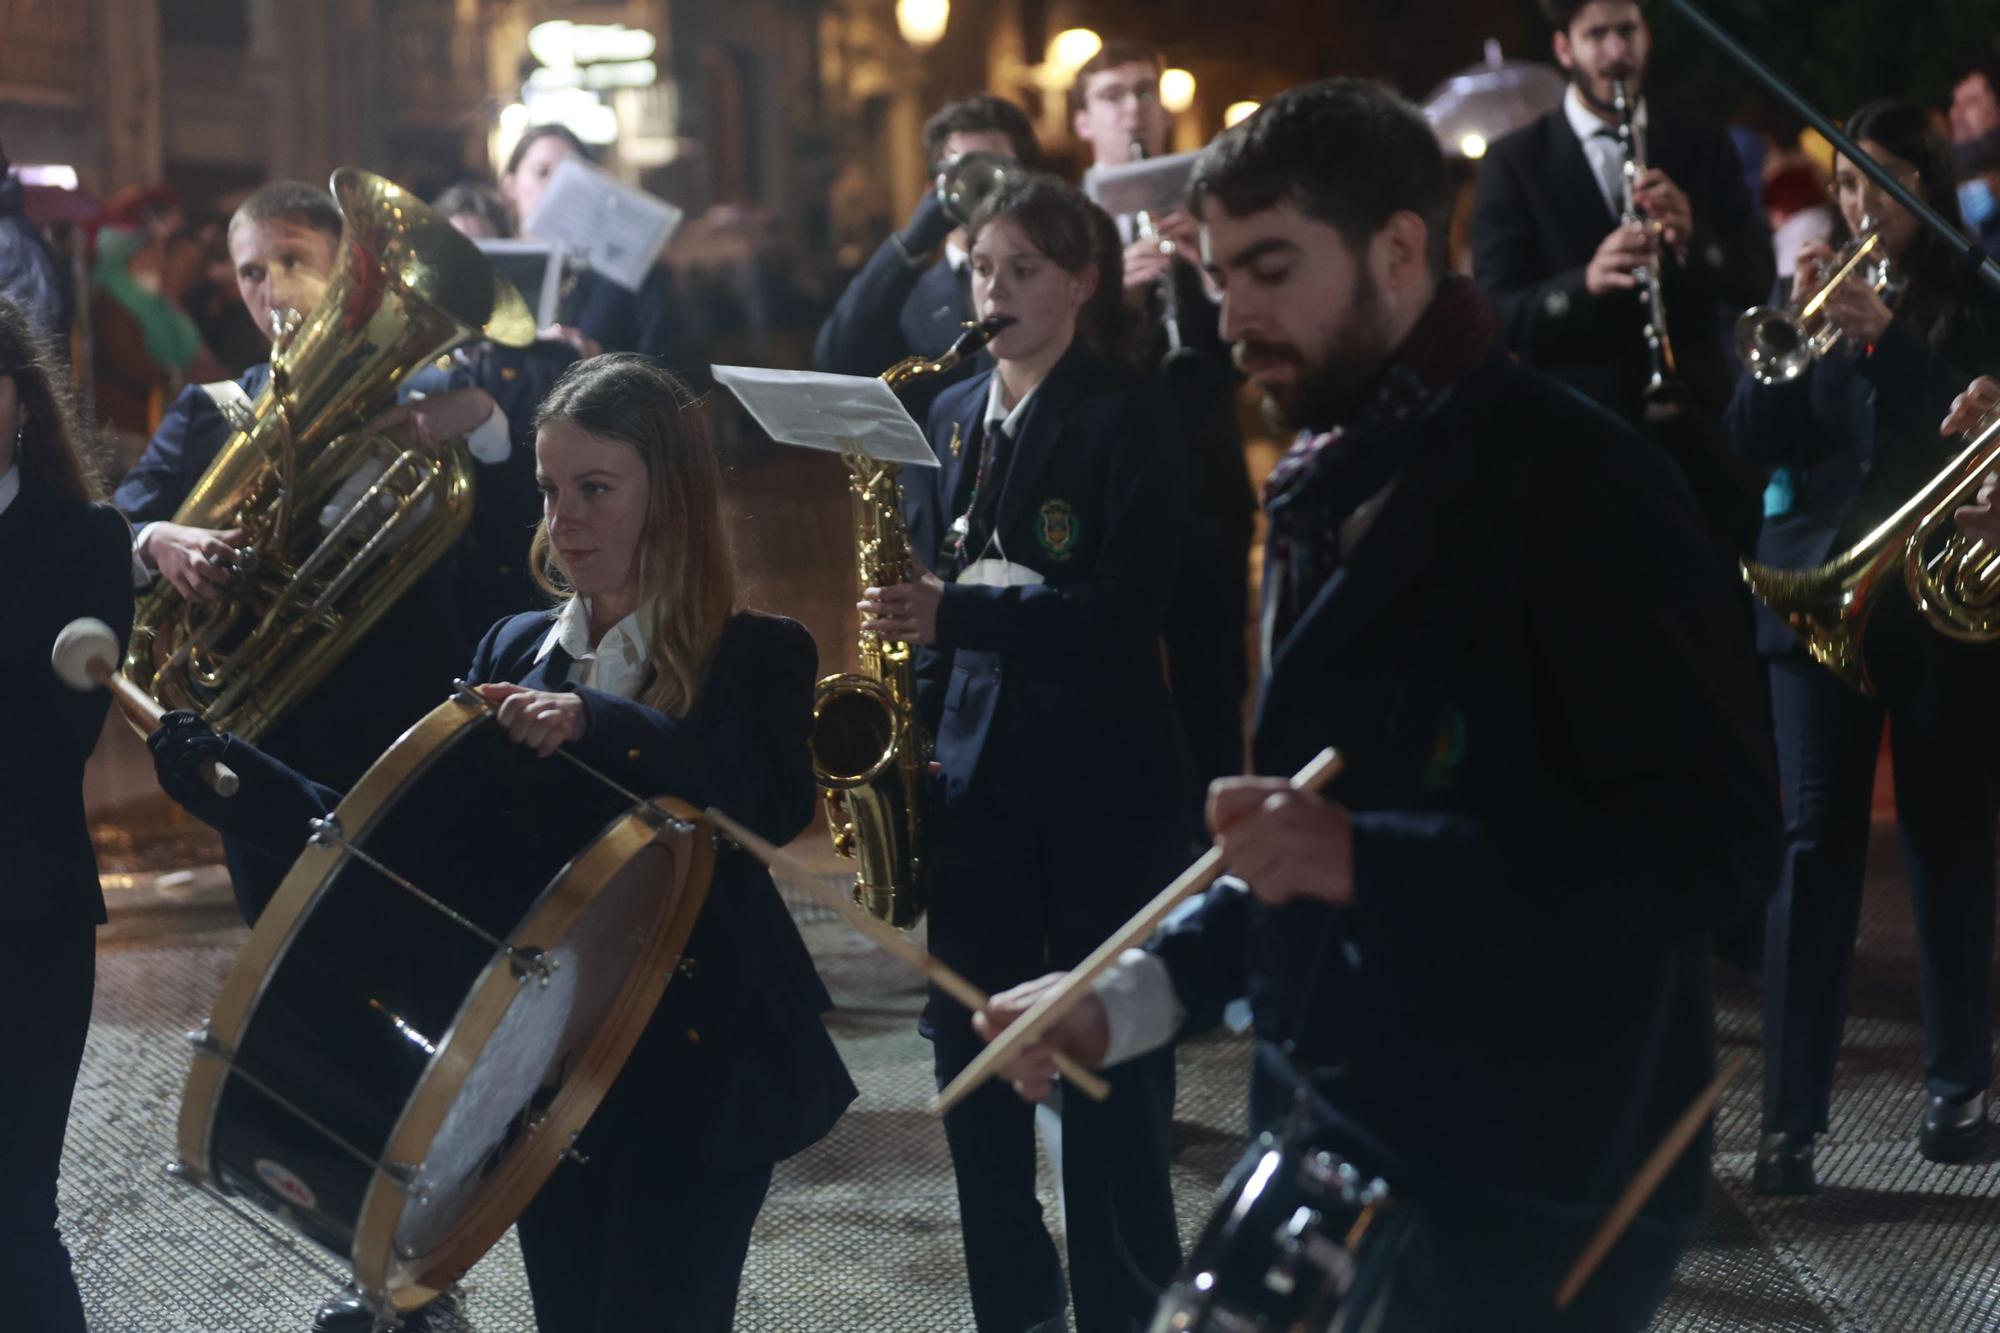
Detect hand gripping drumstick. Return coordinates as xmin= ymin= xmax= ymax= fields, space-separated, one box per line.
xmin=1554 ymin=1049 xmax=1749 ymax=1312
xmin=932 ymin=746 xmax=1345 ymax=1117
xmin=52 ymin=617 xmax=239 ymax=797
xmin=705 ymin=806 xmax=1112 ymax=1103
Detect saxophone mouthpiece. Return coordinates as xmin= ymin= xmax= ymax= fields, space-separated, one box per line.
xmin=953 ymin=315 xmax=1017 ymax=358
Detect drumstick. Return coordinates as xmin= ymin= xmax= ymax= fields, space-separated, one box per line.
xmin=932 ymin=747 xmax=1345 ymax=1117
xmin=51 ymin=617 xmax=239 ymax=797
xmin=1554 ymin=1049 xmax=1749 ymax=1312
xmin=705 ymin=806 xmax=1113 ymax=1103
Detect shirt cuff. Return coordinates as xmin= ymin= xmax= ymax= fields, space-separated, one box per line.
xmin=130 ymin=522 xmax=158 ymax=588
xmin=1092 ymin=948 xmax=1186 ymax=1067
xmin=466 ymin=402 xmax=511 ymax=464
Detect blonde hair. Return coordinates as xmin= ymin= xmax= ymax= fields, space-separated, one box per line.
xmin=529 ymin=355 xmax=737 ymax=718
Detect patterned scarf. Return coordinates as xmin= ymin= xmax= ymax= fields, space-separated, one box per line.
xmin=1263 ymin=274 xmax=1497 ymax=646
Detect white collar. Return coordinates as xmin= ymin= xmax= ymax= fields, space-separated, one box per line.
xmin=982 ymin=372 xmax=1036 ymax=439
xmin=1564 ymin=82 xmax=1643 ymax=148
xmin=0 ymin=463 xmax=16 ymax=517
xmin=945 ymin=240 xmax=969 ymax=272
xmin=535 ymin=596 xmax=654 ymax=667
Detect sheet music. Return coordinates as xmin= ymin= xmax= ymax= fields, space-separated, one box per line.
xmin=711 ymin=365 xmax=939 ymax=468
xmin=1082 ymin=149 xmax=1203 ymax=219
xmin=473 ymin=238 xmax=567 ymax=328
xmin=521 ymin=158 xmax=683 ymax=294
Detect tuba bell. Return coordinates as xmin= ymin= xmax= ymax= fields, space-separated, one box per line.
xmin=811 ymin=316 xmax=1014 ymax=928
xmin=122 ymin=168 xmax=536 ymax=741
xmin=1742 ymin=406 xmax=2000 ymax=692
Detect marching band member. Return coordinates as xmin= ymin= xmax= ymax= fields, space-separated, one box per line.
xmin=1725 ymin=102 xmax=2000 ymax=1195
xmin=150 ymin=353 xmax=856 ymax=1332
xmin=113 ymin=180 xmax=510 ymax=913
xmin=1472 ymin=0 xmax=1772 ymax=551
xmin=0 ymin=297 xmax=131 ymax=1333
xmin=500 ymin=124 xmax=678 ymax=365
xmin=815 ymin=93 xmax=1040 ymax=426
xmin=859 ymin=174 xmax=1189 ymax=1332
xmin=980 ymin=81 xmax=1779 ymax=1332
xmin=1070 ymin=40 xmax=1257 ymax=814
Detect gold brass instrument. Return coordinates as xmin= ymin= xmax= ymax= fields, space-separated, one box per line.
xmin=123 ymin=168 xmax=535 ymax=741
xmin=1734 ymin=217 xmax=1896 ymax=386
xmin=938 ymin=152 xmax=1024 ymax=227
xmin=1612 ymin=78 xmax=1679 ymax=407
xmin=1742 ymin=406 xmax=2000 ymax=692
xmin=811 ymin=315 xmax=1015 ymax=928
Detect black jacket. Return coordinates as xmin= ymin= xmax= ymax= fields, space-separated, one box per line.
xmin=1 ymin=481 xmax=131 ymax=923
xmin=905 ymin=341 xmax=1190 ymax=823
xmin=167 ymin=609 xmax=857 ymax=1174
xmin=1725 ymin=285 xmax=2000 ymax=657
xmin=814 ymin=237 xmax=984 ymax=426
xmin=1149 ymin=351 xmax=1780 ymax=1273
xmin=1473 ymin=103 xmax=1774 ymax=427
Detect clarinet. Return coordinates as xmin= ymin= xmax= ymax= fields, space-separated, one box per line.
xmin=1129 ymin=139 xmax=1188 ymax=361
xmin=1612 ymin=78 xmax=1679 ymax=407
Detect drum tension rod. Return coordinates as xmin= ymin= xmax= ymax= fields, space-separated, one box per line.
xmin=163 ymin=1160 xmax=353 ymax=1289
xmin=448 ymin=680 xmax=698 ymax=835
xmin=307 ymin=815 xmax=558 ymax=987
xmin=185 ymin=1023 xmax=400 ymax=1183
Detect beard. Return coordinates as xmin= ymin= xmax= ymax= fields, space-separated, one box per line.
xmin=1237 ymin=267 xmax=1394 ymax=436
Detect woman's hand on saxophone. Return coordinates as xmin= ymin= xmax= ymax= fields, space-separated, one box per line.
xmin=859 ymin=555 xmax=945 ymax=645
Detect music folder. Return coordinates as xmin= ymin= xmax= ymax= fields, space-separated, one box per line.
xmin=710 ymin=366 xmax=939 ymax=468
xmin=521 ymin=157 xmax=683 ymax=294
xmin=473 ymin=239 xmax=567 ymax=329
xmin=1082 ymin=148 xmax=1203 ymax=218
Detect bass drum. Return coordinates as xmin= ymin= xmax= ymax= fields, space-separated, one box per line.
xmin=173 ymin=692 xmax=713 ymax=1315
xmin=1151 ymin=1134 xmax=1408 ymax=1333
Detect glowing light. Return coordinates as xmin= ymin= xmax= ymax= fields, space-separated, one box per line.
xmin=528 ymin=20 xmax=656 ymax=69
xmin=1224 ymin=100 xmax=1261 ymax=128
xmin=1048 ymin=28 xmax=1103 ymax=75
xmin=1459 ymin=132 xmax=1489 ymax=159
xmin=17 ymin=163 xmax=78 ymax=190
xmin=895 ymin=0 xmax=950 ymax=49
xmin=1160 ymin=68 xmax=1196 ymax=114
xmin=499 ymin=102 xmax=531 ymax=136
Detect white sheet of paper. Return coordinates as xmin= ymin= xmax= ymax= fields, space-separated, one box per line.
xmin=711 ymin=365 xmax=939 ymax=468
xmin=1082 ymin=149 xmax=1203 ymax=219
xmin=521 ymin=158 xmax=682 ymax=294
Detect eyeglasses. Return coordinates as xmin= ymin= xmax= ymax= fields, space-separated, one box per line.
xmin=1831 ymin=165 xmax=1923 ymax=201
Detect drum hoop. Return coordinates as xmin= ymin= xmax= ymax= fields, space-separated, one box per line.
xmin=177 ymin=696 xmax=485 ymax=1184
xmin=348 ymin=795 xmax=714 ymax=1298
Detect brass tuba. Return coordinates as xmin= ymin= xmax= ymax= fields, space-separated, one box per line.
xmin=1742 ymin=407 xmax=2000 ymax=693
xmin=123 ymin=168 xmax=535 ymax=741
xmin=811 ymin=316 xmax=1014 ymax=928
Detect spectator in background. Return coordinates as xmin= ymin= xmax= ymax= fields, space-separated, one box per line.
xmin=1949 ymin=59 xmax=2000 ymax=257
xmin=1765 ymin=163 xmax=1836 ymax=280
xmin=90 ymin=187 xmax=225 ymax=445
xmin=0 ymin=143 xmax=73 ymax=346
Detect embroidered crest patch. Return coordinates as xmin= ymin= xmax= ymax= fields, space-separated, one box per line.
xmin=1036 ymin=499 xmax=1079 ymax=559
xmin=1421 ymin=708 xmax=1468 ymax=792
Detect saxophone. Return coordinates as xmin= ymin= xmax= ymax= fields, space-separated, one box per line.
xmin=812 ymin=315 xmax=1013 ymax=928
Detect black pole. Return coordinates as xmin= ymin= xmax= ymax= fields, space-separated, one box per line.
xmin=1666 ymin=0 xmax=2000 ymax=298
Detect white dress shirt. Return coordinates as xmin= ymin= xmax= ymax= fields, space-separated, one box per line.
xmin=1565 ymin=83 xmax=1645 ymax=220
xmin=535 ymin=596 xmax=655 ymax=700
xmin=953 ymin=375 xmax=1042 ymax=587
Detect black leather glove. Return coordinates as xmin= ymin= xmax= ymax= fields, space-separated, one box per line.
xmin=896 ymin=190 xmax=954 ymax=262
xmin=147 ymin=709 xmax=232 ymax=810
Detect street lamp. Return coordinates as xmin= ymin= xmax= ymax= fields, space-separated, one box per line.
xmin=896 ymin=0 xmax=949 ymax=50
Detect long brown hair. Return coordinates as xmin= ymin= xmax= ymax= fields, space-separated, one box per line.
xmin=0 ymin=297 xmax=100 ymax=503
xmin=529 ymin=355 xmax=737 ymax=718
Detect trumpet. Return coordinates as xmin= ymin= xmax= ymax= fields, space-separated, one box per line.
xmin=1734 ymin=218 xmax=1898 ymax=386
xmin=938 ymin=151 xmax=1023 ymax=227
xmin=1742 ymin=404 xmax=2000 ymax=692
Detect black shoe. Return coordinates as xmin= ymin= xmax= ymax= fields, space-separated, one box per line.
xmin=309 ymin=1284 xmax=455 ymax=1332
xmin=1752 ymin=1131 xmax=1817 ymax=1196
xmin=1919 ymin=1090 xmax=1989 ymax=1163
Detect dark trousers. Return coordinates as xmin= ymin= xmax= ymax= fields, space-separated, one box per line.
xmin=927 ymin=805 xmax=1184 ymax=1333
xmin=1 ymin=919 xmax=93 ymax=1333
xmin=1762 ymin=649 xmax=1997 ymax=1133
xmin=514 ymin=1133 xmax=772 ymax=1333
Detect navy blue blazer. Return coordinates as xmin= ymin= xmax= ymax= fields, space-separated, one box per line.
xmin=814 ymin=237 xmax=985 ymax=425
xmin=1724 ymin=291 xmax=2000 ymax=657
xmin=164 ymin=609 xmax=856 ymax=1174
xmin=111 ymin=361 xmax=470 ymax=788
xmin=1148 ymin=353 xmax=1780 ymax=1266
xmin=568 ymin=266 xmax=678 ymax=366
xmin=905 ymin=340 xmax=1189 ymax=822
xmin=1473 ymin=104 xmax=1774 ymax=427
xmin=2 ymin=482 xmax=131 ymax=923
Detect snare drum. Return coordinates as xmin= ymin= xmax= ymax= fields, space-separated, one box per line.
xmin=172 ymin=693 xmax=713 ymax=1316
xmin=1150 ymin=1134 xmax=1406 ymax=1333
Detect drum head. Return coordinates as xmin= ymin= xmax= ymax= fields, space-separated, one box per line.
xmin=177 ymin=697 xmax=714 ymax=1309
